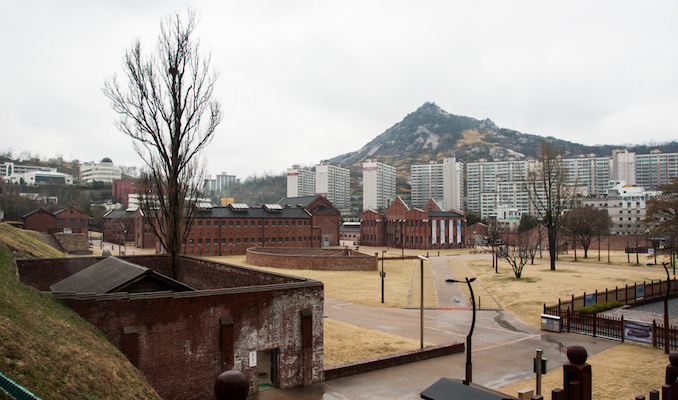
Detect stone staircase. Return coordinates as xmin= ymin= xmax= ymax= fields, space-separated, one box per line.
xmin=53 ymin=233 xmax=92 ymax=255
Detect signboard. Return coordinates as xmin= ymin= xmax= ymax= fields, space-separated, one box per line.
xmin=249 ymin=351 xmax=257 ymax=367
xmin=625 ymin=321 xmax=652 ymax=344
xmin=585 ymin=294 xmax=597 ymax=307
xmin=636 ymin=284 xmax=645 ymax=299
xmin=64 ymin=228 xmax=72 ymax=234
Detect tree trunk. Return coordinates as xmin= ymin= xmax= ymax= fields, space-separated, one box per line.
xmin=548 ymin=229 xmax=557 ymax=270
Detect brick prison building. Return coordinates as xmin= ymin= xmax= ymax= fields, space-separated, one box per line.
xmin=17 ymin=255 xmax=324 ymax=398
xmin=361 ymin=197 xmax=467 ymax=250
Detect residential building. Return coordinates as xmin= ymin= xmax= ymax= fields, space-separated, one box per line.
xmin=80 ymin=157 xmax=122 ymax=184
xmin=582 ymin=181 xmax=661 ymax=236
xmin=562 ymin=155 xmax=611 ymax=197
xmin=286 ymin=165 xmax=315 ymax=197
xmin=411 ymin=162 xmax=444 ymax=209
xmin=612 ymin=149 xmax=636 ymax=186
xmin=635 ymin=150 xmax=678 ymax=191
xmin=362 ymin=159 xmax=396 ymax=212
xmin=443 ymin=156 xmax=464 ymax=211
xmin=315 ymin=161 xmax=350 ymax=214
xmin=360 ymin=197 xmax=466 ymax=250
xmin=466 ymin=159 xmax=530 ymax=219
xmin=204 ymin=172 xmax=238 ymax=193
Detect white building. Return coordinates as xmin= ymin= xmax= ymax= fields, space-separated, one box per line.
xmin=315 ymin=161 xmax=350 ymax=214
xmin=582 ymin=181 xmax=661 ymax=236
xmin=612 ymin=149 xmax=636 ymax=186
xmin=362 ymin=159 xmax=396 ymax=212
xmin=410 ymin=157 xmax=464 ymax=211
xmin=1 ymin=162 xmax=73 ymax=185
xmin=286 ymin=165 xmax=315 ymax=198
xmin=562 ymin=155 xmax=611 ymax=197
xmin=80 ymin=158 xmax=122 ymax=184
xmin=411 ymin=162 xmax=445 ymax=209
xmin=466 ymin=159 xmax=530 ymax=218
xmin=443 ymin=157 xmax=464 ymax=211
xmin=204 ymin=172 xmax=238 ymax=193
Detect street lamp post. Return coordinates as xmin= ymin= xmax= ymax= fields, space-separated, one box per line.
xmin=381 ymin=250 xmax=386 ymax=303
xmin=446 ymin=277 xmax=477 ymax=385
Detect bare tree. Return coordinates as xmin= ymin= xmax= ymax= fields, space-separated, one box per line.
xmin=483 ymin=216 xmax=503 ymax=273
xmin=647 ymin=177 xmax=678 ymax=269
xmin=104 ymin=11 xmax=222 ymax=276
xmin=499 ymin=231 xmax=534 ymax=279
xmin=523 ymin=141 xmax=577 ymax=271
xmin=562 ymin=206 xmax=612 ymax=259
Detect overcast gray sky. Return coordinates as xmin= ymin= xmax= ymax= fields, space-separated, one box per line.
xmin=2 ymin=1 xmax=677 ymax=179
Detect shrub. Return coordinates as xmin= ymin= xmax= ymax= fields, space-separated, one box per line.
xmin=578 ymin=301 xmax=624 ymax=314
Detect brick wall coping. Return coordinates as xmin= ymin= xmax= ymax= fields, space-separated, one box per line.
xmin=246 ymin=247 xmax=374 ymax=258
xmin=51 ymin=279 xmax=323 ymax=302
xmin=323 ymin=342 xmax=464 ymax=381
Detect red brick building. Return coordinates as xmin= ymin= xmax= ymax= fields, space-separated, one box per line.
xmin=134 ymin=209 xmax=158 ymax=250
xmin=23 ymin=208 xmax=57 ymax=234
xmin=112 ymin=179 xmax=139 ymax=208
xmin=103 ymin=209 xmax=136 ymax=244
xmin=23 ymin=207 xmax=89 ymax=235
xmin=181 ymin=203 xmax=321 ymax=256
xmin=17 ymin=255 xmax=324 ymax=398
xmin=278 ymin=195 xmax=341 ymax=247
xmin=361 ymin=197 xmax=467 ymax=250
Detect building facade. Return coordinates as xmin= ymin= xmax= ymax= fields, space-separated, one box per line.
xmin=411 ymin=157 xmax=464 ymax=211
xmin=80 ymin=158 xmax=122 ymax=184
xmin=181 ymin=203 xmax=321 ymax=256
xmin=23 ymin=207 xmax=89 ymax=235
xmin=635 ymin=150 xmax=678 ymax=191
xmin=360 ymin=197 xmax=466 ymax=250
xmin=315 ymin=161 xmax=351 ymax=215
xmin=362 ymin=159 xmax=396 ymax=212
xmin=562 ymin=155 xmax=611 ymax=197
xmin=103 ymin=209 xmax=136 ymax=244
xmin=466 ymin=159 xmax=531 ymax=219
xmin=287 ymin=165 xmax=316 ymax=198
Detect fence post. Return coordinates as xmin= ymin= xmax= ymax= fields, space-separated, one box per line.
xmin=592 ymin=314 xmax=597 ymax=337
xmin=605 ymin=288 xmax=608 ymax=303
xmin=567 ymin=308 xmax=571 ymax=333
xmin=649 ymin=389 xmax=659 ymax=400
xmin=616 ymin=285 xmax=618 ymax=302
xmin=551 ymin=388 xmax=565 ymax=400
xmin=626 ymin=284 xmax=629 ymax=304
xmin=652 ymin=320 xmax=657 ymax=348
xmin=621 ymin=315 xmax=625 ymax=343
xmin=661 ymin=385 xmax=671 ymax=400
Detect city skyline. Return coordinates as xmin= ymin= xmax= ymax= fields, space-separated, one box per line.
xmin=2 ymin=1 xmax=677 ymax=179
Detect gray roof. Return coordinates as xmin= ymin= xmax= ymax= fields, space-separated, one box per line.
xmin=104 ymin=210 xmax=136 ymax=219
xmin=277 ymin=195 xmax=321 ymax=208
xmin=428 ymin=211 xmax=465 ymax=218
xmin=193 ymin=205 xmax=311 ymax=219
xmin=50 ymin=257 xmax=193 ymax=294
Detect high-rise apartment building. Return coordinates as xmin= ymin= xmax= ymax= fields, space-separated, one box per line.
xmin=410 ymin=157 xmax=464 ymax=210
xmin=635 ymin=150 xmax=678 ymax=191
xmin=286 ymin=165 xmax=315 ymax=198
xmin=562 ymin=155 xmax=611 ymax=197
xmin=443 ymin=157 xmax=464 ymax=211
xmin=466 ymin=159 xmax=530 ymax=218
xmin=411 ymin=162 xmax=444 ymax=209
xmin=315 ymin=161 xmax=351 ymax=214
xmin=611 ymin=149 xmax=636 ymax=186
xmin=362 ymin=160 xmax=396 ymax=212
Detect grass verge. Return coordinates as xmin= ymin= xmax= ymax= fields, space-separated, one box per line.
xmin=0 ymin=233 xmax=160 ymax=399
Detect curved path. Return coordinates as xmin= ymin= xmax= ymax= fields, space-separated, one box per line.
xmin=250 ymin=254 xmax=621 ymax=400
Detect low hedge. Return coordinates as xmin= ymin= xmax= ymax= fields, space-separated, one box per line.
xmin=578 ymin=301 xmax=624 ymax=314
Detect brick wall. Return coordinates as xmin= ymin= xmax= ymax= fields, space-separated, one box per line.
xmin=23 ymin=209 xmax=57 ymax=234
xmin=246 ymin=248 xmax=377 ymax=271
xmin=21 ymin=256 xmax=324 ymax=398
xmin=58 ymin=284 xmax=324 ymax=398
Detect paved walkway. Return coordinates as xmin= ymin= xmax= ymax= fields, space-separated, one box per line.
xmin=250 ymin=255 xmax=621 ymax=400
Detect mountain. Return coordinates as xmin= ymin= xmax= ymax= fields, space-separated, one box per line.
xmin=332 ymin=102 xmax=625 ymax=173
xmin=233 ymin=102 xmax=678 ymax=203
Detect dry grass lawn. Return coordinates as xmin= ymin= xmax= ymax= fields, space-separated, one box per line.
xmin=497 ymin=343 xmax=669 ymax=399
xmin=205 ymin=250 xmax=438 ymax=309
xmin=454 ymin=255 xmax=667 ymax=327
xmin=323 ymin=319 xmax=432 ymax=366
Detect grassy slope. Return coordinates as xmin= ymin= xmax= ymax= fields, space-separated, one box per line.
xmin=0 ymin=223 xmax=160 ymax=399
